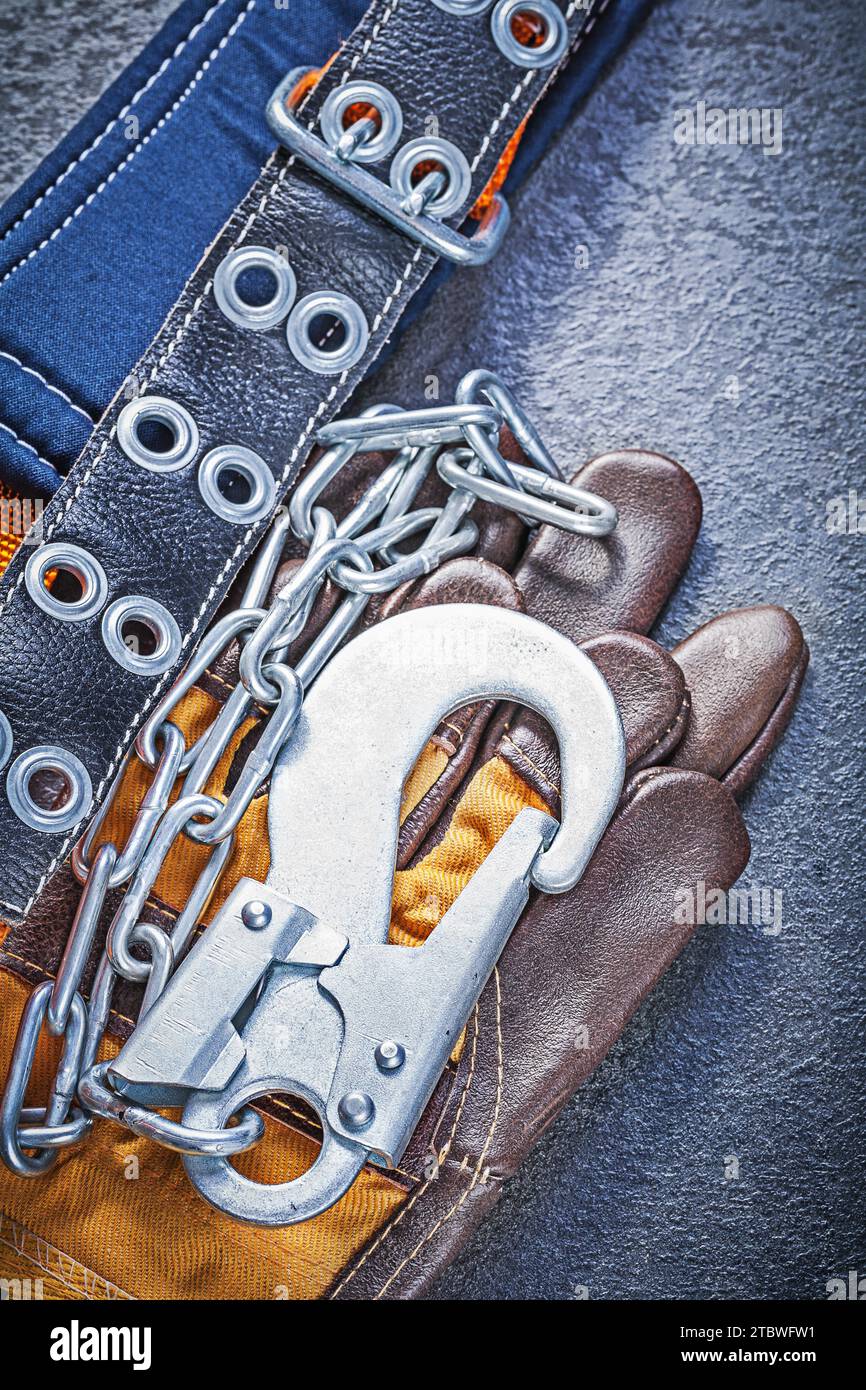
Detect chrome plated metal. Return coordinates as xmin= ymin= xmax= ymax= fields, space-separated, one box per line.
xmin=198 ymin=445 xmax=277 ymax=525
xmin=116 ymin=395 xmax=200 ymax=472
xmin=438 ymin=450 xmax=619 ymax=536
xmin=101 ymin=595 xmax=183 ymax=675
xmin=456 ymin=367 xmax=560 ymax=479
xmin=213 ymin=245 xmax=297 ymax=331
xmin=136 ymin=609 xmax=266 ymax=768
xmin=389 ymin=137 xmax=472 ymax=219
xmin=113 ymin=604 xmax=625 ymax=1224
xmin=6 ymin=744 xmax=93 ymax=834
xmin=24 ymin=542 xmax=108 ymax=623
xmin=0 ymin=983 xmax=89 ymax=1176
xmin=317 ymin=401 xmax=501 ymax=452
xmin=49 ymin=843 xmax=117 ymax=1035
xmin=1 ymin=370 xmax=620 ymax=1190
xmin=490 ymin=0 xmax=568 ymax=68
xmin=267 ymin=72 xmax=510 ymax=266
xmin=286 ymin=290 xmax=370 ymax=376
xmin=320 ymin=81 xmax=403 ymax=164
xmin=73 ymin=723 xmax=186 ymax=887
xmin=79 ymin=1063 xmax=264 ymax=1156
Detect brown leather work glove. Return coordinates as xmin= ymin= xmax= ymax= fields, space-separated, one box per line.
xmin=287 ymin=443 xmax=806 ymax=1300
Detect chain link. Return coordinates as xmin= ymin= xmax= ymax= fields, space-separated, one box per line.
xmin=0 ymin=370 xmax=618 ymax=1173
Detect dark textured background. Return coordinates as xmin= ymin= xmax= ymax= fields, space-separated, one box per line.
xmin=1 ymin=0 xmax=863 ymax=1299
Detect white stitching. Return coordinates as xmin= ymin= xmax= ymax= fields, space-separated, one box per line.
xmin=0 ymin=0 xmax=594 ymax=916
xmin=0 ymin=420 xmax=62 ymax=482
xmin=0 ymin=243 xmax=423 ymax=918
xmin=0 ymin=1211 xmax=135 ymax=1300
xmin=0 ymin=0 xmax=257 ymax=290
xmin=0 ymin=0 xmax=232 ymax=253
xmin=0 ymin=349 xmax=94 ymax=423
xmin=470 ymin=0 xmax=606 ymax=174
xmin=470 ymin=72 xmax=535 ymax=173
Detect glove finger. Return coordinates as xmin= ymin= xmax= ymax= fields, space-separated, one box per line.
xmin=666 ymin=605 xmax=809 ymax=796
xmin=515 ymin=449 xmax=702 ymax=641
xmin=485 ymin=631 xmax=690 ymax=819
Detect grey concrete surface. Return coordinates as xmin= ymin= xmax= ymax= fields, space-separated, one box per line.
xmin=0 ymin=0 xmax=863 ymax=1300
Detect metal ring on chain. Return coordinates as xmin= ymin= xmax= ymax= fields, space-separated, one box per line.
xmin=16 ymin=1106 xmax=92 ymax=1150
xmin=0 ymin=984 xmax=89 ymax=1176
xmin=79 ymin=1063 xmax=266 ymax=1157
xmin=0 ymin=369 xmax=623 ymax=1180
xmin=432 ymin=0 xmax=493 ymax=13
xmin=437 ymin=450 xmax=619 ymax=535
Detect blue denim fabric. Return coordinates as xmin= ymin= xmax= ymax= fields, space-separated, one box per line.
xmin=0 ymin=0 xmax=650 ymax=496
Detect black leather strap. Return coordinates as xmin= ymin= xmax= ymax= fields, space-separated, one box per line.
xmin=0 ymin=0 xmax=609 ymax=921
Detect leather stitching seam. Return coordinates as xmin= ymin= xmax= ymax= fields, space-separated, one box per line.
xmin=500 ymin=691 xmax=691 ymax=798
xmin=369 ymin=966 xmax=504 ymax=1299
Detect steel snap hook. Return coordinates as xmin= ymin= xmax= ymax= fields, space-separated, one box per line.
xmin=106 ymin=604 xmax=624 ymax=1225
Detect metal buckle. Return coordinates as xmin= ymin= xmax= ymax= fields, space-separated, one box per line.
xmin=97 ymin=603 xmax=624 ymax=1225
xmin=266 ymin=70 xmax=511 ymax=267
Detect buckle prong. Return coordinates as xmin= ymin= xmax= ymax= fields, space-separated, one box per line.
xmin=266 ymin=71 xmax=510 ymax=267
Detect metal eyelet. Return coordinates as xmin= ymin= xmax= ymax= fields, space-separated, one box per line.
xmin=490 ymin=0 xmax=568 ymax=68
xmin=286 ymin=291 xmax=370 ymax=376
xmin=0 ymin=711 xmax=12 ymax=772
xmin=117 ymin=396 xmax=200 ymax=473
xmin=389 ymin=137 xmax=472 ymax=219
xmin=101 ymin=596 xmax=183 ymax=676
xmin=24 ymin=543 xmax=109 ymax=623
xmin=198 ymin=445 xmax=276 ymax=525
xmin=319 ymin=82 xmax=403 ymax=164
xmin=213 ymin=245 xmax=297 ymax=331
xmin=6 ymin=745 xmax=93 ymax=834
xmin=432 ymin=0 xmax=493 ymax=13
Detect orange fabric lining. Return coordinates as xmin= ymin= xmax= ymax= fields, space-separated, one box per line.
xmin=0 ymin=482 xmax=29 ymax=578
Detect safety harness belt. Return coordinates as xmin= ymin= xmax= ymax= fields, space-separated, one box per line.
xmin=0 ymin=0 xmax=614 ymax=921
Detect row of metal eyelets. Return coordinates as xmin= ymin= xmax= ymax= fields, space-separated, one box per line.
xmin=12 ymin=536 xmax=166 ymax=830
xmin=433 ymin=0 xmax=568 ymax=69
xmin=8 ymin=395 xmax=274 ymax=829
xmin=213 ymin=78 xmax=480 ymax=356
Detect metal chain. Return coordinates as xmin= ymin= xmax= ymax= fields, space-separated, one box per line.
xmin=0 ymin=370 xmax=617 ymax=1175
